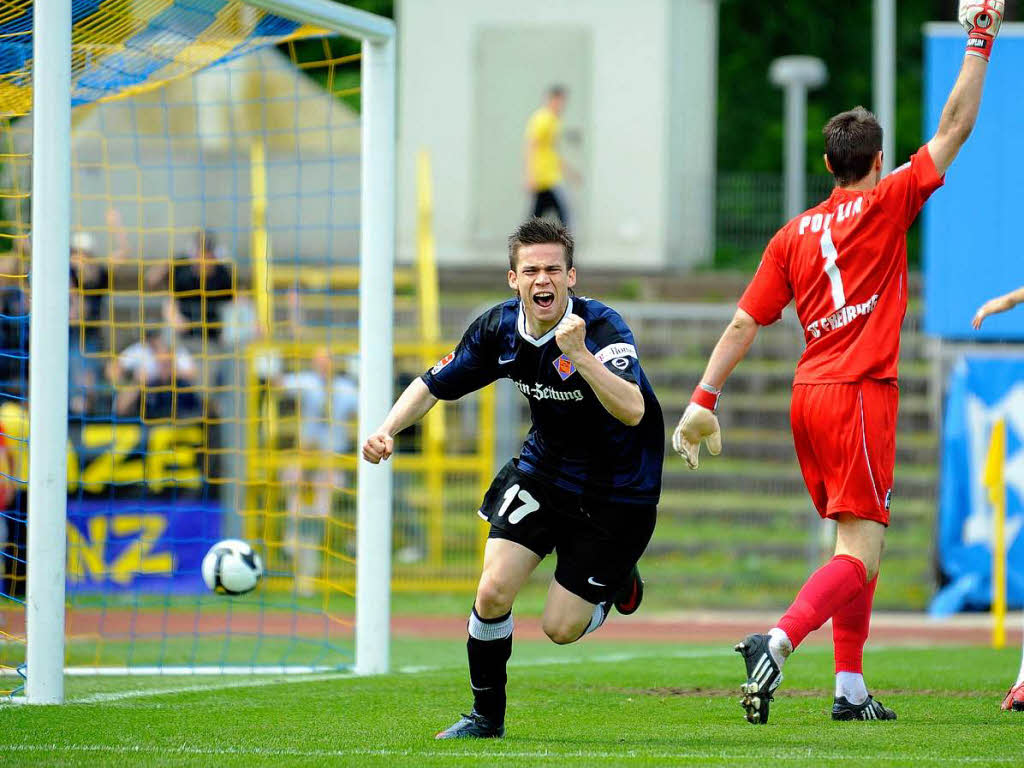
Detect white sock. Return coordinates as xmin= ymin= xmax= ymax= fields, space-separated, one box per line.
xmin=835 ymin=671 xmax=869 ymax=705
xmin=767 ymin=627 xmax=793 ymax=667
xmin=581 ymin=602 xmax=610 ymax=638
xmin=1017 ymin=633 xmax=1024 ymax=687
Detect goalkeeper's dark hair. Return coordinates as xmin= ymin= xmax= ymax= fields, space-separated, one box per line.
xmin=508 ymin=218 xmax=574 ymax=271
xmin=823 ymin=106 xmax=883 ymax=186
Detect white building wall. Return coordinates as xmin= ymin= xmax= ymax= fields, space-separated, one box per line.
xmin=398 ymin=0 xmax=717 ymax=270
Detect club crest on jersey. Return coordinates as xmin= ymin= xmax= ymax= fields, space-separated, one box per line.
xmin=553 ymin=354 xmax=576 ymax=381
xmin=431 ymin=351 xmax=455 ymax=374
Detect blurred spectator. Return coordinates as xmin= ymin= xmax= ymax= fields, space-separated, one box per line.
xmin=524 ymin=84 xmax=579 ymax=229
xmin=277 ymin=346 xmax=357 ymax=595
xmin=108 ymin=329 xmax=199 ymax=420
xmin=0 ymin=283 xmax=28 ymax=399
xmin=146 ymin=230 xmax=235 ymax=346
xmin=69 ymin=209 xmax=131 ymax=349
xmin=68 ymin=210 xmax=130 ymax=416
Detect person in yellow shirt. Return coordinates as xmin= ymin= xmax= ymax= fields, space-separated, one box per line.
xmin=524 ymin=85 xmax=574 ymax=229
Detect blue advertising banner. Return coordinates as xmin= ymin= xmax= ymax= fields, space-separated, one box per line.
xmin=923 ymin=26 xmax=1024 ymax=340
xmin=931 ymin=356 xmax=1024 ymax=616
xmin=0 ymin=404 xmax=225 ymax=594
xmin=66 ymin=498 xmax=222 ymax=593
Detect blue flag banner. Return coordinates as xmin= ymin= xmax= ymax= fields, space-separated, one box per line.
xmin=931 ymin=355 xmax=1024 ymax=616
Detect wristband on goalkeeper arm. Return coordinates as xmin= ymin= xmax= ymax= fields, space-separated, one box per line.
xmin=960 ymin=0 xmax=1004 ymax=62
xmin=690 ymin=382 xmax=721 ymax=413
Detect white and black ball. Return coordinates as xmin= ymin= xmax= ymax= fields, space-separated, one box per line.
xmin=201 ymin=539 xmax=263 ymax=595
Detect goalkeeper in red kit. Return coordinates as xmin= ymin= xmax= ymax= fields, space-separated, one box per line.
xmin=673 ymin=0 xmax=1004 ymax=724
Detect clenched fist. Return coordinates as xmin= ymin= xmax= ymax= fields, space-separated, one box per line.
xmin=362 ymin=429 xmax=394 ymax=464
xmin=554 ymin=314 xmax=587 ymax=360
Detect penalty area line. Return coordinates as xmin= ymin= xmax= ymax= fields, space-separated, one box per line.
xmin=68 ymin=648 xmax=730 ymax=705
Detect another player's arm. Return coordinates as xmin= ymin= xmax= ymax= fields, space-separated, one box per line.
xmin=675 ymin=231 xmax=791 ymax=469
xmin=696 ymin=308 xmax=760 ymax=392
xmin=671 ymin=309 xmax=760 ymax=469
xmin=555 ymin=315 xmax=644 ymax=426
xmin=927 ymin=1 xmax=1003 ymax=175
xmin=973 ymin=285 xmax=1024 ymax=329
xmin=362 ymin=378 xmax=439 ymax=464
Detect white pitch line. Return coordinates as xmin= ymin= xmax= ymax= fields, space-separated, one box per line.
xmin=67 ymin=648 xmax=730 ymax=705
xmin=70 ymin=671 xmax=356 ymax=704
xmin=0 ymin=743 xmax=1012 ymax=764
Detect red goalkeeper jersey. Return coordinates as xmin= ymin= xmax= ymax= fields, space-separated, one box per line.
xmin=738 ymin=145 xmax=944 ymax=385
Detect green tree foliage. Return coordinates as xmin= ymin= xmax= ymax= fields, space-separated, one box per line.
xmin=277 ymin=1 xmax=394 ymax=112
xmin=717 ymin=0 xmax=950 ymax=173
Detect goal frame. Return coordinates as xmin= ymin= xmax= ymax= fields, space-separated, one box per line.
xmin=26 ymin=0 xmax=396 ymax=703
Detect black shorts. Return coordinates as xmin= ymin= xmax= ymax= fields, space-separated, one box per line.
xmin=478 ymin=459 xmax=656 ymax=604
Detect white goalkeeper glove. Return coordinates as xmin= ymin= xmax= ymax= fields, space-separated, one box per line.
xmin=672 ymin=384 xmax=723 ymax=471
xmin=959 ymin=0 xmax=1004 ymax=61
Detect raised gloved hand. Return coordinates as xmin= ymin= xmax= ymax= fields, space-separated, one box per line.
xmin=959 ymin=0 xmax=1004 ymax=61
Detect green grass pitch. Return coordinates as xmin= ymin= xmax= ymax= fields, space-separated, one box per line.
xmin=0 ymin=636 xmax=1020 ymax=767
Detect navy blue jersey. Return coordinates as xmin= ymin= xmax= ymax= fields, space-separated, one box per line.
xmin=421 ymin=297 xmax=664 ymax=504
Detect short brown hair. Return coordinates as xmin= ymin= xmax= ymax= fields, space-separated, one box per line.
xmin=507 ymin=218 xmax=574 ymax=271
xmin=823 ymin=106 xmax=883 ymax=186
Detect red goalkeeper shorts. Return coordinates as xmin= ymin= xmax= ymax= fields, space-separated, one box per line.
xmin=790 ymin=380 xmax=898 ymax=526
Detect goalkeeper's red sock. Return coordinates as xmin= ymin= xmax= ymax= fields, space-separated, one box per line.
xmin=776 ymin=555 xmax=867 ymax=649
xmin=832 ymin=573 xmax=878 ymax=674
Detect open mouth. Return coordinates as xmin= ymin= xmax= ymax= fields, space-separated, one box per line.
xmin=532 ymin=292 xmax=555 ymax=309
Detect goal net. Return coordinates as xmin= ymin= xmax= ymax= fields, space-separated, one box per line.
xmin=0 ymin=0 xmax=400 ymax=696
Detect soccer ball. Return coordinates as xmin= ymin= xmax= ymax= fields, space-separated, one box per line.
xmin=201 ymin=539 xmax=263 ymax=595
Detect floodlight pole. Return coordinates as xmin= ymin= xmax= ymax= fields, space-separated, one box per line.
xmin=874 ymin=0 xmax=896 ymax=174
xmin=769 ymin=56 xmax=828 ymax=222
xmin=26 ymin=0 xmax=72 ymax=704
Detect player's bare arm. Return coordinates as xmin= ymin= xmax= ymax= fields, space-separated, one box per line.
xmin=972 ymin=285 xmax=1024 ymax=329
xmin=671 ymin=308 xmax=759 ymax=469
xmin=361 ymin=377 xmax=438 ymax=463
xmin=554 ymin=314 xmax=644 ymax=426
xmin=927 ymin=1 xmax=1003 ymax=175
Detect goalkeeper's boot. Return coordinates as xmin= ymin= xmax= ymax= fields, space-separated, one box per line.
xmin=831 ymin=695 xmax=897 ymax=721
xmin=735 ymin=633 xmax=783 ymax=724
xmin=613 ymin=564 xmax=644 ymax=616
xmin=434 ymin=709 xmax=505 ymax=740
xmin=1000 ymin=681 xmax=1024 ymax=712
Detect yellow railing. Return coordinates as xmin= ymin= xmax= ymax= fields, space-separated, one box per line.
xmin=243 ymin=340 xmax=494 ymax=593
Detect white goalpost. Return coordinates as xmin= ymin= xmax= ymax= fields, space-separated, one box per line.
xmin=24 ymin=0 xmax=396 ymax=703
xmin=26 ymin=0 xmax=73 ymax=706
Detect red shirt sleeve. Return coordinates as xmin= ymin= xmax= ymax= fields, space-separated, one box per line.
xmin=738 ymin=234 xmax=792 ymax=326
xmin=871 ymin=145 xmax=944 ymax=230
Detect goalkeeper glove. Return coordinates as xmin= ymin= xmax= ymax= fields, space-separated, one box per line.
xmin=672 ymin=383 xmax=722 ymax=471
xmin=960 ymin=0 xmax=1004 ymax=61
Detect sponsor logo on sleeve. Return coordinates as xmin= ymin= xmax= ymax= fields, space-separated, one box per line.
xmin=431 ymin=351 xmax=455 ymax=375
xmin=594 ymin=343 xmax=637 ymax=364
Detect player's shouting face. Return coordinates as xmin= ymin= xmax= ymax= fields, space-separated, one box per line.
xmin=508 ymin=242 xmax=577 ymax=337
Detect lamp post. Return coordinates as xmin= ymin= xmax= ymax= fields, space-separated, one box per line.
xmin=769 ymin=56 xmax=828 ymax=221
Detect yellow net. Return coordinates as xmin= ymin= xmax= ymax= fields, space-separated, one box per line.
xmin=0 ymin=3 xmax=490 ymax=683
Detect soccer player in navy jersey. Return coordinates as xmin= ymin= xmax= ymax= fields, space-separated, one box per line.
xmin=363 ymin=218 xmax=664 ymax=739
